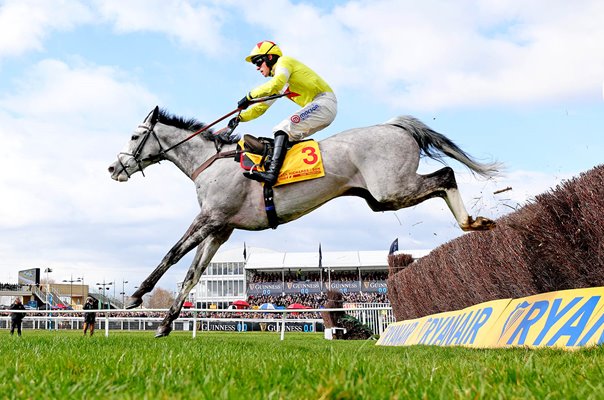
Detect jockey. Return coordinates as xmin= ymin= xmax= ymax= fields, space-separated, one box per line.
xmin=229 ymin=40 xmax=337 ymax=185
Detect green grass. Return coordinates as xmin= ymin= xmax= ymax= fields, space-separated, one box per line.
xmin=1 ymin=331 xmax=603 ymax=399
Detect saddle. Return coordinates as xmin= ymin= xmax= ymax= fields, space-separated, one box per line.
xmin=241 ymin=134 xmax=271 ymax=155
xmin=235 ymin=134 xmax=325 ymax=186
xmin=237 ymin=134 xmax=275 ymax=171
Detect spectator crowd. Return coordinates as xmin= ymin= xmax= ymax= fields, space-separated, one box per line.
xmin=0 ymin=282 xmax=26 ymax=291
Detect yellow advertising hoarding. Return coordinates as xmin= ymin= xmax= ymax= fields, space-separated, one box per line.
xmin=377 ymin=299 xmax=511 ymax=347
xmin=494 ymin=287 xmax=604 ymax=349
xmin=378 ymin=287 xmax=604 ymax=350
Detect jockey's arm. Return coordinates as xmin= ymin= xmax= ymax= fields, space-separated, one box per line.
xmin=239 ymin=69 xmax=289 ymax=122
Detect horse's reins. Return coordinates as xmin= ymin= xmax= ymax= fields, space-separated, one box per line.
xmin=118 ymin=91 xmax=292 ymax=180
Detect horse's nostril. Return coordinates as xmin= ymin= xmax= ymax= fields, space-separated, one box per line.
xmin=108 ymin=166 xmax=114 ymax=173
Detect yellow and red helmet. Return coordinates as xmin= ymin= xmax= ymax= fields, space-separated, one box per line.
xmin=245 ymin=40 xmax=283 ymax=63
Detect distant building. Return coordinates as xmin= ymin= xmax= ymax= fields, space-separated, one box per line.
xmin=0 ymin=281 xmax=89 ymax=309
xmin=187 ymin=246 xmax=429 ymax=309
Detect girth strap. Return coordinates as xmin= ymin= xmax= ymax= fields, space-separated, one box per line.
xmin=263 ymin=185 xmax=279 ymax=229
xmin=191 ymin=150 xmax=238 ymax=181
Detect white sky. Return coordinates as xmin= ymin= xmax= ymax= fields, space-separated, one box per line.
xmin=0 ymin=0 xmax=602 ymax=294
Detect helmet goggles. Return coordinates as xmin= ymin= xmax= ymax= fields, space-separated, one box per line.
xmin=251 ymin=55 xmax=267 ymax=67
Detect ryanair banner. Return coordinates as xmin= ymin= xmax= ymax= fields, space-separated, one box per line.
xmin=377 ymin=298 xmax=511 ymax=347
xmin=494 ymin=287 xmax=604 ymax=349
xmin=377 ymin=286 xmax=604 ymax=349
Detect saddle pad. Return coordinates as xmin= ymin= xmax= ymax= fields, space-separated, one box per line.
xmin=241 ymin=140 xmax=325 ymax=186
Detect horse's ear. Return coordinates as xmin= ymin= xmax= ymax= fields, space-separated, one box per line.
xmin=143 ymin=106 xmax=159 ymax=124
xmin=151 ymin=106 xmax=160 ymax=124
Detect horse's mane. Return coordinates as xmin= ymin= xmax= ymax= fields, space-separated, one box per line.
xmin=157 ymin=108 xmax=236 ymax=144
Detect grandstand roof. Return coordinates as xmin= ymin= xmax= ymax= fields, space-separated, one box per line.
xmin=242 ymin=249 xmax=431 ymax=270
xmin=209 ymin=246 xmax=276 ymax=263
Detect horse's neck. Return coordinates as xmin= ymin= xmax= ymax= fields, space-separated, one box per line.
xmin=157 ymin=125 xmax=218 ymax=178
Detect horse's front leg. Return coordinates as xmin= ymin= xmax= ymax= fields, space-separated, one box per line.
xmin=155 ymin=228 xmax=233 ymax=338
xmin=127 ymin=213 xmax=213 ymax=309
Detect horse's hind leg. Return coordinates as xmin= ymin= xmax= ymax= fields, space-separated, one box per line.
xmin=418 ymin=167 xmax=495 ymax=231
xmin=368 ymin=166 xmax=495 ymax=231
xmin=155 ymin=228 xmax=233 ymax=338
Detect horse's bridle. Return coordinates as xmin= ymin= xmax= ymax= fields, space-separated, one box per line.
xmin=116 ymin=121 xmax=167 ymax=179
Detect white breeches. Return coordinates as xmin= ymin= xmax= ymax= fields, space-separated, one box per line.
xmin=273 ymin=92 xmax=337 ymax=141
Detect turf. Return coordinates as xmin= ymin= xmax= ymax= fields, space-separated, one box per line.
xmin=1 ymin=331 xmax=603 ymax=399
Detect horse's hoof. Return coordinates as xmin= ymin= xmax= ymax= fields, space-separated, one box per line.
xmin=126 ymin=297 xmax=143 ymax=309
xmin=155 ymin=325 xmax=172 ymax=338
xmin=471 ymin=217 xmax=497 ymax=231
xmin=463 ymin=216 xmax=496 ymax=231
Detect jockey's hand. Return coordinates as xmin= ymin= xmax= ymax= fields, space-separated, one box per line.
xmin=237 ymin=95 xmax=252 ymax=110
xmin=227 ymin=130 xmax=241 ymax=142
xmin=228 ymin=116 xmax=240 ymax=130
xmin=216 ymin=127 xmax=240 ymax=143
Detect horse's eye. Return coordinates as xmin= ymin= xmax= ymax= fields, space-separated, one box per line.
xmin=131 ymin=134 xmax=139 ymax=141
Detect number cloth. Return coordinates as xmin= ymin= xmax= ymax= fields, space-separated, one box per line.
xmin=239 ymin=139 xmax=325 ymax=186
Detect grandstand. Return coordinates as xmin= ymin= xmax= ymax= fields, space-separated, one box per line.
xmin=1 ymin=247 xmax=428 ymax=335
xmin=2 ymin=247 xmax=429 ymax=312
xmin=189 ymin=246 xmax=430 ymax=309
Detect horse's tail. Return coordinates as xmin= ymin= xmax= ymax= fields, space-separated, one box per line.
xmin=386 ymin=116 xmax=503 ymax=178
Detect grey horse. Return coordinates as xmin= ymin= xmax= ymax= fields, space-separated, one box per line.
xmin=108 ymin=106 xmax=500 ymax=337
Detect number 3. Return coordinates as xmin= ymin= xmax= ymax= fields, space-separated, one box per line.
xmin=301 ymin=146 xmax=318 ymax=165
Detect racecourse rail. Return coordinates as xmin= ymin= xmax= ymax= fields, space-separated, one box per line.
xmin=1 ymin=304 xmax=395 ymax=340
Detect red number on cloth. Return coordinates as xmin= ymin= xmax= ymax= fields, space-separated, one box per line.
xmin=301 ymin=146 xmax=318 ymax=165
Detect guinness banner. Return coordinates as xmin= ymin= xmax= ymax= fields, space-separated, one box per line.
xmin=327 ymin=281 xmax=361 ymax=292
xmin=197 ymin=320 xmax=324 ymax=333
xmin=247 ymin=282 xmax=284 ymax=296
xmin=284 ymin=281 xmax=322 ymax=294
xmin=361 ymin=280 xmax=388 ymax=293
xmin=247 ymin=280 xmax=387 ymax=295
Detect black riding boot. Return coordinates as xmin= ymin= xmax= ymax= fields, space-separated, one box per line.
xmin=244 ymin=132 xmax=289 ymax=185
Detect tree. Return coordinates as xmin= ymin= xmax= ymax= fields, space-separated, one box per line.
xmin=144 ymin=287 xmax=175 ymax=309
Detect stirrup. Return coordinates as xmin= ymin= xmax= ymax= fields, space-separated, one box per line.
xmin=243 ymin=165 xmax=263 ymax=181
xmin=243 ymin=170 xmax=276 ymax=184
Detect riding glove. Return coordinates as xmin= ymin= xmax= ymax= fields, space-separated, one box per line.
xmin=228 ymin=116 xmax=240 ymax=129
xmin=237 ymin=95 xmax=252 ymax=110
